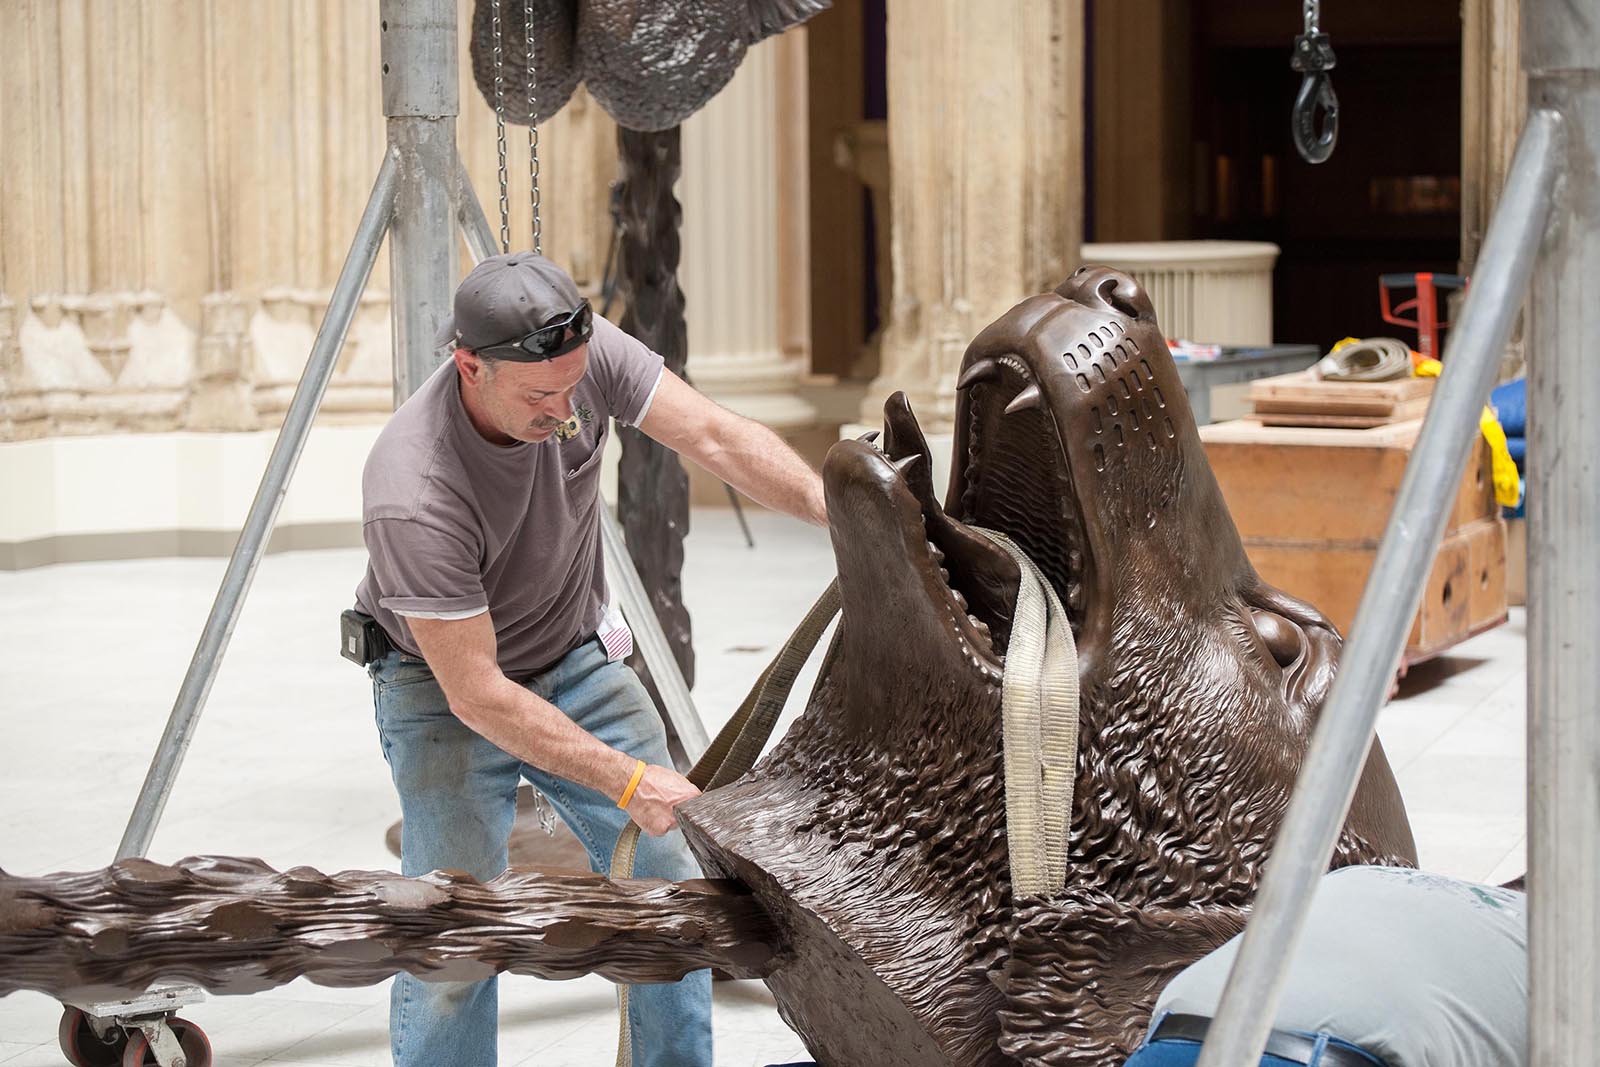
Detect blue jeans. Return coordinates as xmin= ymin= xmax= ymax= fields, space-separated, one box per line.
xmin=371 ymin=638 xmax=712 ymax=1067
xmin=1125 ymin=1026 xmax=1388 ymax=1067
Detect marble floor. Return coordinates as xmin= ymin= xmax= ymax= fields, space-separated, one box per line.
xmin=0 ymin=508 xmax=1529 ymax=1065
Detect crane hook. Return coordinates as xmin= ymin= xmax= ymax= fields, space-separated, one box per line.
xmin=1290 ymin=31 xmax=1339 ymax=164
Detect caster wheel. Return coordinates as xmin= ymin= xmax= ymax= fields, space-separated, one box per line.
xmin=120 ymin=1017 xmax=212 ymax=1067
xmin=58 ymin=1007 xmax=127 ymax=1067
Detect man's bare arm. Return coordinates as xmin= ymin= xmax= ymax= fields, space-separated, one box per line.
xmin=638 ymin=370 xmax=828 ymax=527
xmin=406 ymin=612 xmax=698 ymax=836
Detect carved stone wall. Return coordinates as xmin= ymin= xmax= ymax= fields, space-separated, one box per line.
xmin=0 ymin=0 xmax=616 ymax=442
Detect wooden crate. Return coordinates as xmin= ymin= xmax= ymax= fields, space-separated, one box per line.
xmin=1242 ymin=518 xmax=1506 ymax=660
xmin=1199 ymin=418 xmax=1506 ymax=663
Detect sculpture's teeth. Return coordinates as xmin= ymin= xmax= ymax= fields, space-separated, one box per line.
xmin=891 ymin=453 xmax=923 ymax=475
xmin=957 ymin=359 xmax=1002 ymax=390
xmin=858 ymin=430 xmax=881 ymax=444
xmin=952 ymin=589 xmax=968 ymax=611
xmin=1005 ymin=383 xmax=1044 ymax=415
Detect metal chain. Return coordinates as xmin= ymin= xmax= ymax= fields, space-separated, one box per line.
xmin=491 ymin=0 xmax=511 ymax=253
xmin=1303 ymin=0 xmax=1319 ymax=33
xmin=524 ymin=0 xmax=542 ymax=255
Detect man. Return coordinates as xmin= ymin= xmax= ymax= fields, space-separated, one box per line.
xmin=1123 ymin=865 xmax=1528 ymax=1067
xmin=353 ymin=251 xmax=828 ymax=1067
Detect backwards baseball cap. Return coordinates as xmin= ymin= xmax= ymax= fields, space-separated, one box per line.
xmin=435 ymin=251 xmax=585 ymax=353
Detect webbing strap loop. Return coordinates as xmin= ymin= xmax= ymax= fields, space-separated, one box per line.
xmin=610 ymin=580 xmax=840 ymax=1066
xmin=973 ymin=528 xmax=1081 ymax=899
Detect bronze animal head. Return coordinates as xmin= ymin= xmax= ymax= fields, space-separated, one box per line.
xmin=681 ymin=267 xmax=1416 ymax=1066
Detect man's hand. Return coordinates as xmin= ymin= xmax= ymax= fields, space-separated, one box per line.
xmin=625 ymin=764 xmax=702 ymax=836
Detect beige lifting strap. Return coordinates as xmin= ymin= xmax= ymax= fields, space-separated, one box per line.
xmin=609 ymin=580 xmax=842 ymax=1067
xmin=973 ymin=527 xmax=1081 ymax=898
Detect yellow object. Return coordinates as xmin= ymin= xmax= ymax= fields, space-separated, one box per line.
xmin=1342 ymin=338 xmax=1513 ymax=503
xmin=617 ymin=759 xmax=647 ymax=810
xmin=1480 ymin=406 xmax=1522 ymax=508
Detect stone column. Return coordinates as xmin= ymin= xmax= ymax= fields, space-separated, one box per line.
xmin=1461 ymin=0 xmax=1526 ymax=377
xmin=864 ymin=0 xmax=1085 ymax=430
xmin=678 ymin=37 xmax=818 ymax=431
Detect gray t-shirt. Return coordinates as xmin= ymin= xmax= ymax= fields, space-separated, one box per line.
xmin=1154 ymin=865 xmax=1528 ymax=1067
xmin=354 ymin=315 xmax=664 ymax=676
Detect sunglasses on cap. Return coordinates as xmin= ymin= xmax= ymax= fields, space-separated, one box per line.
xmin=474 ymin=301 xmax=593 ymax=362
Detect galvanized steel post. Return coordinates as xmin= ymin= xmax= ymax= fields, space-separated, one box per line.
xmin=382 ymin=0 xmax=460 ymax=404
xmin=116 ymin=156 xmax=399 ymax=861
xmin=1524 ymin=0 xmax=1600 ymax=1061
xmin=1195 ymin=109 xmax=1564 ymax=1067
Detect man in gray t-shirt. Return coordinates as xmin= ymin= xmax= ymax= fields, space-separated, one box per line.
xmin=354 ymin=252 xmax=827 ymax=1067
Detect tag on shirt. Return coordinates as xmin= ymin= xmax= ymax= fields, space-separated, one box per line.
xmin=599 ymin=601 xmax=634 ymax=663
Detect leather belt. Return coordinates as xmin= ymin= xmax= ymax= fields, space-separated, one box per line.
xmin=1150 ymin=1014 xmax=1385 ymax=1067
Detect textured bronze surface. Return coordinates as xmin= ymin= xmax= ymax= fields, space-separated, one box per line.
xmin=0 ymin=856 xmax=777 ymax=1003
xmin=467 ymin=0 xmax=832 ymax=131
xmin=677 ymin=266 xmax=1418 ymax=1066
xmin=615 ymin=125 xmax=696 ymax=728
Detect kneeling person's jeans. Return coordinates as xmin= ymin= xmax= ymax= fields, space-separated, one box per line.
xmin=371 ymin=638 xmax=712 ymax=1067
xmin=1125 ymin=1023 xmax=1390 ymax=1067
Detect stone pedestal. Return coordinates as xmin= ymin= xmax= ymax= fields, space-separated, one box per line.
xmin=863 ymin=0 xmax=1085 ymax=430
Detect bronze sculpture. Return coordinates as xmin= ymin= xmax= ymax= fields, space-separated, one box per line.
xmin=680 ymin=265 xmax=1416 ymax=1065
xmin=0 ymin=269 xmax=1416 ymax=1066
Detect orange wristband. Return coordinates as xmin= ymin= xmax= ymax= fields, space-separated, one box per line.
xmin=617 ymin=759 xmax=647 ymax=810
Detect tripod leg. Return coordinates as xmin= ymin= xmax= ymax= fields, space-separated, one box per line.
xmin=115 ymin=153 xmax=399 ymax=862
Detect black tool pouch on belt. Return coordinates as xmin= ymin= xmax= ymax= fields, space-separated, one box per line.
xmin=339 ymin=609 xmax=392 ymax=667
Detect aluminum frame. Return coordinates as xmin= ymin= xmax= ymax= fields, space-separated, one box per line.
xmin=115 ymin=153 xmax=400 ymax=862
xmin=1197 ymin=0 xmax=1597 ymax=1059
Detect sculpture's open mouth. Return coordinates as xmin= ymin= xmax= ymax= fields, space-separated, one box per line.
xmin=824 ymin=376 xmax=1094 ymax=688
xmin=824 ymin=266 xmax=1346 ymax=717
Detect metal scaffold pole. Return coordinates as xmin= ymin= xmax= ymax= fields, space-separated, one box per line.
xmin=1524 ymin=0 xmax=1600 ymax=1061
xmin=1194 ymin=107 xmax=1565 ymax=1067
xmin=382 ymin=0 xmax=460 ymax=403
xmin=114 ymin=156 xmax=398 ymax=863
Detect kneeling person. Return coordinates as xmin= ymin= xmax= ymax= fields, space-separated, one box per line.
xmin=1126 ymin=865 xmax=1527 ymax=1067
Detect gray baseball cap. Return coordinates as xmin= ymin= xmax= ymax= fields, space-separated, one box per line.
xmin=434 ymin=251 xmax=584 ymax=351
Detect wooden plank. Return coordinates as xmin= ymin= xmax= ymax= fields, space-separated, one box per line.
xmin=1248 ymin=369 xmax=1435 ymax=409
xmin=1200 ymin=417 xmax=1425 ymax=449
xmin=1250 ymin=395 xmax=1432 ymax=428
xmin=1414 ymin=531 xmax=1474 ymax=654
xmin=1467 ymin=517 xmax=1508 ymax=630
